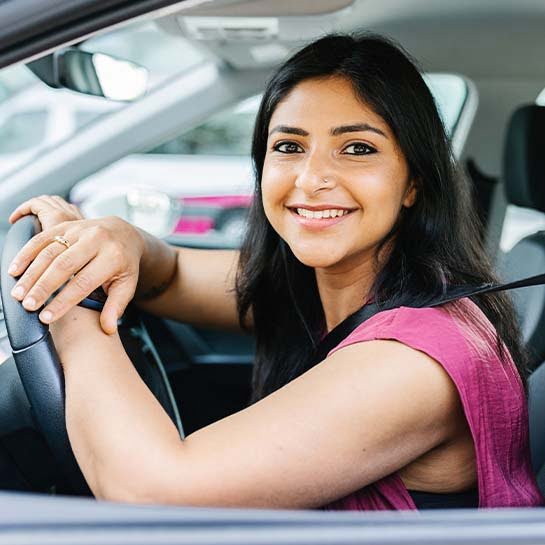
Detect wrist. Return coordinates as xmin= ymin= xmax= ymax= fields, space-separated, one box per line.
xmin=50 ymin=306 xmax=102 ymax=356
xmin=134 ymin=232 xmax=178 ymax=301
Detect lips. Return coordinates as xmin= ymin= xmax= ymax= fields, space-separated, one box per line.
xmin=287 ymin=205 xmax=357 ymax=230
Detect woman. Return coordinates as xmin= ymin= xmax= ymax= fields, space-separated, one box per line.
xmin=7 ymin=34 xmax=543 ymax=509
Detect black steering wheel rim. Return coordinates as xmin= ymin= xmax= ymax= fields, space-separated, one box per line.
xmin=1 ymin=216 xmax=90 ymax=494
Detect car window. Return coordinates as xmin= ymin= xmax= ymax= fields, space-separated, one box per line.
xmin=147 ymin=76 xmax=467 ymax=161
xmin=70 ymin=72 xmax=470 ymax=250
xmin=74 ymin=111 xmax=101 ymax=129
xmin=148 ymin=95 xmax=260 ymax=157
xmin=0 ymin=110 xmax=48 ymax=153
xmin=0 ymin=20 xmax=204 ymax=177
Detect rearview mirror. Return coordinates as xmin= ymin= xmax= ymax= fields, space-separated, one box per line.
xmin=27 ymin=48 xmax=148 ymax=102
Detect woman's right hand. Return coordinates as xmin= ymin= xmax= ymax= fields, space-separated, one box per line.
xmin=8 ymin=195 xmax=146 ymax=335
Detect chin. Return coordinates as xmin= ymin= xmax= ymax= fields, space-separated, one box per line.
xmin=290 ymin=246 xmax=343 ymax=269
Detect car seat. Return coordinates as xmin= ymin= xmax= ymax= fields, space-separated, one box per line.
xmin=497 ymin=104 xmax=545 ymax=493
xmin=498 ymin=105 xmax=545 ymax=368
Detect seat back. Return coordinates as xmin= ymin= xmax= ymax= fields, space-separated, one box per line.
xmin=498 ymin=105 xmax=545 ymax=487
xmin=529 ymin=363 xmax=545 ymax=492
xmin=498 ymin=105 xmax=545 ymax=367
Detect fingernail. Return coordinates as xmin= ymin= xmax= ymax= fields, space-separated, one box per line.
xmin=8 ymin=263 xmax=17 ymax=275
xmin=39 ymin=310 xmax=53 ymax=323
xmin=11 ymin=285 xmax=25 ymax=299
xmin=22 ymin=297 xmax=37 ymax=310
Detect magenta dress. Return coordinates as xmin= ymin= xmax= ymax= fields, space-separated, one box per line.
xmin=323 ymin=298 xmax=543 ymax=510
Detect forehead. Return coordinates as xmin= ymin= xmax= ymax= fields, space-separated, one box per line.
xmin=269 ymin=76 xmax=390 ymax=133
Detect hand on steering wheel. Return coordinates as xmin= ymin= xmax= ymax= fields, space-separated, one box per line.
xmin=8 ymin=195 xmax=146 ymax=334
xmin=0 ymin=208 xmax=181 ymax=495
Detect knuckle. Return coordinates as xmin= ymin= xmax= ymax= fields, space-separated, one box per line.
xmin=108 ymin=242 xmax=124 ymax=262
xmin=41 ymin=245 xmax=58 ymax=261
xmin=45 ymin=294 xmax=68 ymax=315
xmin=90 ymin=224 xmax=105 ymax=238
xmin=34 ymin=231 xmax=51 ymax=247
xmin=30 ymin=283 xmax=49 ymax=301
xmin=55 ymin=251 xmax=74 ymax=272
xmin=73 ymin=273 xmax=93 ymax=293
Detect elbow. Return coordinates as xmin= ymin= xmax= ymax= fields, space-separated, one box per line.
xmin=95 ymin=478 xmax=165 ymax=505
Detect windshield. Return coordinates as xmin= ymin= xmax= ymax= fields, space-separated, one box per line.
xmin=0 ymin=21 xmax=204 ymax=178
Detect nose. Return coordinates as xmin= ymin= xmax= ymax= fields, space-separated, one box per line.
xmin=294 ymin=147 xmax=337 ymax=194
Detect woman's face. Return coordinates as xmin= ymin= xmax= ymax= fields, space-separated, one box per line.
xmin=262 ymin=76 xmax=416 ymax=271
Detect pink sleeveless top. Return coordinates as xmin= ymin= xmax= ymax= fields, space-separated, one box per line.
xmin=323 ymin=298 xmax=543 ymax=510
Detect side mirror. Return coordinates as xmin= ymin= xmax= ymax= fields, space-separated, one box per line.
xmin=79 ymin=188 xmax=181 ymax=238
xmin=27 ymin=48 xmax=148 ymax=102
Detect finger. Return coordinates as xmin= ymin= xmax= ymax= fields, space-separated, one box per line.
xmin=8 ymin=223 xmax=70 ymax=277
xmin=10 ymin=237 xmax=75 ymax=301
xmin=100 ymin=279 xmax=137 ymax=335
xmin=19 ymin=241 xmax=96 ymax=312
xmin=8 ymin=198 xmax=40 ymax=224
xmin=38 ymin=257 xmax=134 ymax=327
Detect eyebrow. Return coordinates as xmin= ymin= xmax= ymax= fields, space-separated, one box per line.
xmin=268 ymin=125 xmax=309 ymax=137
xmin=330 ymin=123 xmax=388 ymax=139
xmin=268 ymin=123 xmax=388 ymax=139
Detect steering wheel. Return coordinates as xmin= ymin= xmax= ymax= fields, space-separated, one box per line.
xmin=0 ymin=216 xmax=181 ymax=495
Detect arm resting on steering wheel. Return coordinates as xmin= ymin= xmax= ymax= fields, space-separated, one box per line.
xmin=134 ymin=228 xmax=249 ymax=332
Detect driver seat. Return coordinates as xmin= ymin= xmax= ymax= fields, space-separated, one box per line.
xmin=498 ymin=104 xmax=545 ymax=494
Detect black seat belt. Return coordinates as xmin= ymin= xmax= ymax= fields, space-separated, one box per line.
xmin=312 ymin=272 xmax=545 ymax=365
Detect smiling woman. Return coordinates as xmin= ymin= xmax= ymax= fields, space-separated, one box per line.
xmin=6 ymin=33 xmax=543 ymax=510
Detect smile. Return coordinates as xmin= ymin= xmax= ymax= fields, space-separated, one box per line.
xmin=295 ymin=208 xmax=350 ymax=219
xmin=287 ymin=206 xmax=357 ymax=229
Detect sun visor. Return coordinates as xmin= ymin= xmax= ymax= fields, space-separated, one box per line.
xmin=159 ymin=0 xmax=356 ymax=69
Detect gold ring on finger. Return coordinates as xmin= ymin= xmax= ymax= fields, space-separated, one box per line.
xmin=52 ymin=235 xmax=71 ymax=250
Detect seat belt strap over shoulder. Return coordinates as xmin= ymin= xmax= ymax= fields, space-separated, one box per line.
xmin=312 ymin=272 xmax=545 ymax=365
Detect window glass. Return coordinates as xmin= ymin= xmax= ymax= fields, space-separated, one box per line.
xmin=0 ymin=111 xmax=48 ymax=153
xmin=148 ymin=95 xmax=260 ymax=156
xmin=147 ymin=75 xmax=467 ymax=159
xmin=0 ymin=20 xmax=203 ymax=176
xmin=74 ymin=111 xmax=105 ymax=130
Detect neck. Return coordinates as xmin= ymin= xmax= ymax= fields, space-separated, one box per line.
xmin=316 ymin=252 xmax=378 ymax=333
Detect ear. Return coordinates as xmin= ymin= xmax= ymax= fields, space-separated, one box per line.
xmin=402 ymin=179 xmax=418 ymax=208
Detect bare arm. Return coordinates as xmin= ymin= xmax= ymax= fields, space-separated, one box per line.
xmin=133 ymin=228 xmax=247 ymax=332
xmin=51 ymin=306 xmax=462 ymax=508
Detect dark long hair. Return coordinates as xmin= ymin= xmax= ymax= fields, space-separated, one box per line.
xmin=236 ymin=34 xmax=529 ymax=401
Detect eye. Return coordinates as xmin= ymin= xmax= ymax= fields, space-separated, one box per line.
xmin=272 ymin=141 xmax=304 ymax=154
xmin=342 ymin=142 xmax=377 ymax=155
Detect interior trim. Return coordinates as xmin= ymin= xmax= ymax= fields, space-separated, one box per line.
xmin=0 ymin=0 xmax=209 ymax=69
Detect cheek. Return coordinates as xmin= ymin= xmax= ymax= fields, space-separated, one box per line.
xmin=261 ymin=162 xmax=291 ymax=221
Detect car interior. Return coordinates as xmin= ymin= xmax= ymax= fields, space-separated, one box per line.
xmin=1 ymin=0 xmax=545 ymax=509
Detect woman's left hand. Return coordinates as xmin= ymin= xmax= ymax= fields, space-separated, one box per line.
xmin=9 ymin=194 xmax=84 ymax=230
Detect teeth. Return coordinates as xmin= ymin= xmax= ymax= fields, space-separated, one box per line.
xmin=295 ymin=208 xmax=349 ymax=219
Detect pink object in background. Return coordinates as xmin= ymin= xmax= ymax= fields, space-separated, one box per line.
xmin=174 ymin=216 xmax=215 ymax=234
xmin=173 ymin=194 xmax=253 ymax=234
xmin=182 ymin=195 xmax=252 ymax=207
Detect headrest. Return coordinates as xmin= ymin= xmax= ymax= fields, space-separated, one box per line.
xmin=504 ymin=104 xmax=545 ymax=212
